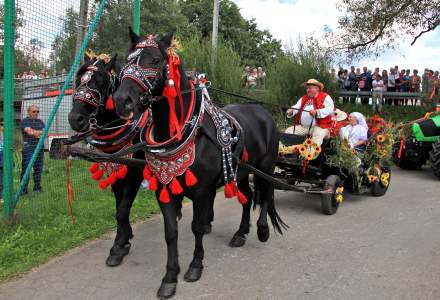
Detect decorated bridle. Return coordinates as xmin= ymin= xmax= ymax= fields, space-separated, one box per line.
xmin=73 ymin=59 xmax=118 ymax=128
xmin=119 ymin=37 xmax=167 ymax=106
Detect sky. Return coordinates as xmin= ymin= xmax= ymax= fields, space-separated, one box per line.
xmin=233 ymin=0 xmax=440 ymax=72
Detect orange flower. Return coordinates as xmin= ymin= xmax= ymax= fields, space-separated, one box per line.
xmin=305 ymin=138 xmax=313 ymax=146
xmin=315 ymin=146 xmax=321 ymax=153
xmin=376 ymin=135 xmax=385 ymax=143
xmin=299 ymin=146 xmax=306 ymax=153
xmin=306 ymin=153 xmax=313 ymax=160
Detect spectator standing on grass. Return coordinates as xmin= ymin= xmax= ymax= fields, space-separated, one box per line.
xmin=348 ymin=66 xmax=358 ymax=103
xmin=381 ymin=70 xmax=388 ymax=106
xmin=242 ymin=66 xmax=250 ymax=87
xmin=387 ymin=68 xmax=397 ymax=105
xmin=359 ymin=67 xmax=369 ymax=105
xmin=342 ymin=69 xmax=351 ymax=103
xmin=257 ymin=67 xmax=266 ymax=88
xmin=430 ymin=71 xmax=439 ymax=102
xmin=409 ymin=69 xmax=421 ymax=106
xmin=422 ymin=68 xmax=430 ymax=95
xmin=20 ymin=105 xmax=45 ymax=194
xmin=426 ymin=70 xmax=435 ymax=102
xmin=372 ymin=73 xmax=384 ymax=113
xmin=247 ymin=68 xmax=258 ymax=89
xmin=402 ymin=69 xmax=410 ymax=105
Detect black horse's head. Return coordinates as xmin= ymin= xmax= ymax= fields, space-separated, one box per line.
xmin=68 ymin=54 xmax=119 ymax=132
xmin=113 ymin=28 xmax=174 ymax=119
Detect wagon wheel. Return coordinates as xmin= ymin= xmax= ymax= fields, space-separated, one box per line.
xmin=321 ymin=175 xmax=343 ymax=215
xmin=371 ymin=166 xmax=391 ymax=197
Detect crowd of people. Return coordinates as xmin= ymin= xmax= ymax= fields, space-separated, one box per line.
xmin=333 ymin=66 xmax=439 ymax=112
xmin=242 ymin=66 xmax=266 ymax=88
xmin=15 ymin=69 xmax=68 ymax=80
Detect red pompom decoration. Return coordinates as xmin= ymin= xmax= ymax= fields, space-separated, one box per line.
xmin=170 ymin=178 xmax=183 ymax=195
xmin=185 ymin=169 xmax=198 ymax=187
xmin=92 ymin=169 xmax=104 ymax=181
xmin=159 ymin=186 xmax=171 ymax=203
xmin=99 ymin=178 xmax=111 ymax=190
xmin=108 ymin=172 xmax=117 ymax=185
xmin=237 ymin=190 xmax=247 ymax=204
xmin=241 ymin=150 xmax=249 ymax=162
xmin=116 ymin=165 xmax=128 ymax=179
xmin=143 ymin=166 xmax=152 ymax=180
xmin=89 ymin=162 xmax=100 ymax=174
xmin=149 ymin=175 xmax=158 ymax=191
xmin=105 ymin=96 xmax=115 ymax=111
xmin=224 ymin=181 xmax=237 ymax=198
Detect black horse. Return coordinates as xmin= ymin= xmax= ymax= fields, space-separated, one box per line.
xmin=113 ymin=29 xmax=286 ymax=299
xmin=68 ymin=55 xmax=146 ymax=267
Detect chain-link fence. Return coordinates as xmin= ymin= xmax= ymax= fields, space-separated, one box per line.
xmin=0 ymin=0 xmax=125 ymax=221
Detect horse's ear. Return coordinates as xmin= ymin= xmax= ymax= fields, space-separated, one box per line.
xmin=105 ymin=54 xmax=117 ymax=72
xmin=159 ymin=31 xmax=174 ymax=48
xmin=129 ymin=26 xmax=140 ymax=44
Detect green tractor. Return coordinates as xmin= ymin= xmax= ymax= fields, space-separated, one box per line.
xmin=393 ymin=113 xmax=440 ymax=178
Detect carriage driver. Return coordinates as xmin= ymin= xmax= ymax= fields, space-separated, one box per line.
xmin=286 ymin=79 xmax=335 ymax=146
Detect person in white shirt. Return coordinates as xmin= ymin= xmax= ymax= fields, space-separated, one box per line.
xmin=286 ymin=79 xmax=335 ymax=146
xmin=339 ymin=112 xmax=368 ymax=152
xmin=372 ymin=74 xmax=384 ymax=113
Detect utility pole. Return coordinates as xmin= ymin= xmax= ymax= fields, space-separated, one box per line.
xmin=74 ymin=0 xmax=89 ymax=75
xmin=211 ymin=0 xmax=220 ymax=66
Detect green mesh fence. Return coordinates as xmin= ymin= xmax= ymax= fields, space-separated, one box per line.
xmin=0 ymin=0 xmax=141 ymax=222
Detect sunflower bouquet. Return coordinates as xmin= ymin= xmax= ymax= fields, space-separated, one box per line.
xmin=298 ymin=138 xmax=322 ymax=161
xmin=326 ymin=139 xmax=361 ymax=176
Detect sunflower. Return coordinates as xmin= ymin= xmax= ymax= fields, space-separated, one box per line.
xmin=315 ymin=146 xmax=321 ymax=153
xmin=305 ymin=138 xmax=313 ymax=146
xmin=381 ymin=179 xmax=389 ymax=187
xmin=299 ymin=146 xmax=306 ymax=153
xmin=376 ymin=135 xmax=385 ymax=143
xmin=306 ymin=153 xmax=313 ymax=160
xmin=381 ymin=172 xmax=390 ymax=181
xmin=336 ymin=186 xmax=344 ymax=194
xmin=368 ymin=175 xmax=378 ymax=182
xmin=335 ymin=194 xmax=344 ymax=203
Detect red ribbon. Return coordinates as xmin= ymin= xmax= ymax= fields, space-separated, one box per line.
xmin=398 ymin=138 xmax=404 ymax=160
xmin=66 ymin=159 xmax=75 ymax=224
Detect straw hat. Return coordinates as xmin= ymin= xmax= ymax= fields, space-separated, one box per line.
xmin=305 ymin=78 xmax=324 ymax=90
xmin=334 ymin=108 xmax=348 ymax=121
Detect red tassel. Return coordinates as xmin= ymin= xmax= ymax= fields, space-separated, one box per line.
xmin=108 ymin=172 xmax=117 ymax=185
xmin=398 ymin=139 xmax=404 ymax=160
xmin=170 ymin=178 xmax=183 ymax=195
xmin=159 ymin=186 xmax=171 ymax=203
xmin=242 ymin=150 xmax=249 ymax=162
xmin=105 ymin=96 xmax=115 ymax=111
xmin=185 ymin=169 xmax=198 ymax=187
xmin=224 ymin=181 xmax=237 ymax=198
xmin=92 ymin=169 xmax=104 ymax=181
xmin=99 ymin=178 xmax=111 ymax=190
xmin=149 ymin=175 xmax=158 ymax=191
xmin=116 ymin=165 xmax=128 ymax=179
xmin=143 ymin=166 xmax=152 ymax=180
xmin=237 ymin=190 xmax=247 ymax=204
xmin=89 ymin=162 xmax=100 ymax=174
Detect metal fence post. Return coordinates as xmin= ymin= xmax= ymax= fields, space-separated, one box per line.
xmin=3 ymin=0 xmax=16 ymax=216
xmin=133 ymin=0 xmax=140 ymax=34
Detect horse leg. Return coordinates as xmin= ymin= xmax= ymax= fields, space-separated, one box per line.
xmin=106 ymin=167 xmax=142 ymax=267
xmin=229 ymin=176 xmax=253 ymax=247
xmin=157 ymin=195 xmax=182 ymax=299
xmin=204 ymin=198 xmax=214 ymax=234
xmin=255 ymin=176 xmax=271 ymax=242
xmin=183 ymin=191 xmax=214 ymax=282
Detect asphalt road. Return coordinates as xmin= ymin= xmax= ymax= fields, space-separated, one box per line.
xmin=1 ymin=166 xmax=440 ymax=300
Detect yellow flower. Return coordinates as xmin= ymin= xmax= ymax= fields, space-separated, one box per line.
xmin=299 ymin=146 xmax=306 ymax=153
xmin=306 ymin=153 xmax=313 ymax=160
xmin=315 ymin=146 xmax=321 ymax=153
xmin=381 ymin=179 xmax=389 ymax=187
xmin=336 ymin=186 xmax=344 ymax=194
xmin=368 ymin=175 xmax=378 ymax=182
xmin=377 ymin=135 xmax=385 ymax=143
xmin=305 ymin=138 xmax=313 ymax=146
xmin=381 ymin=172 xmax=390 ymax=181
xmin=335 ymin=194 xmax=344 ymax=203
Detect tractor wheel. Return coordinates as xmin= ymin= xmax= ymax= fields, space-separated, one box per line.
xmin=429 ymin=139 xmax=440 ymax=179
xmin=393 ymin=140 xmax=427 ymax=170
xmin=321 ymin=175 xmax=343 ymax=215
xmin=371 ymin=167 xmax=391 ymax=197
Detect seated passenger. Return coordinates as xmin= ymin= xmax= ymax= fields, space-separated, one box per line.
xmin=285 ymin=79 xmax=335 ymax=146
xmin=339 ymin=112 xmax=368 ymax=152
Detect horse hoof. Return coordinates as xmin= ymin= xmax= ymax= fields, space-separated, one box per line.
xmin=257 ymin=226 xmax=270 ymax=242
xmin=229 ymin=235 xmax=246 ymax=247
xmin=183 ymin=267 xmax=203 ymax=282
xmin=157 ymin=282 xmax=177 ymax=299
xmin=203 ymin=224 xmax=212 ymax=234
xmin=106 ymin=255 xmax=124 ymax=267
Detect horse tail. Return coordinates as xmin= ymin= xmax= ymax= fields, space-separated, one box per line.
xmin=267 ymin=189 xmax=289 ymax=234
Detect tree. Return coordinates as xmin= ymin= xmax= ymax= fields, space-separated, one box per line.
xmin=49 ymin=7 xmax=79 ymax=74
xmin=330 ymin=0 xmax=440 ymax=59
